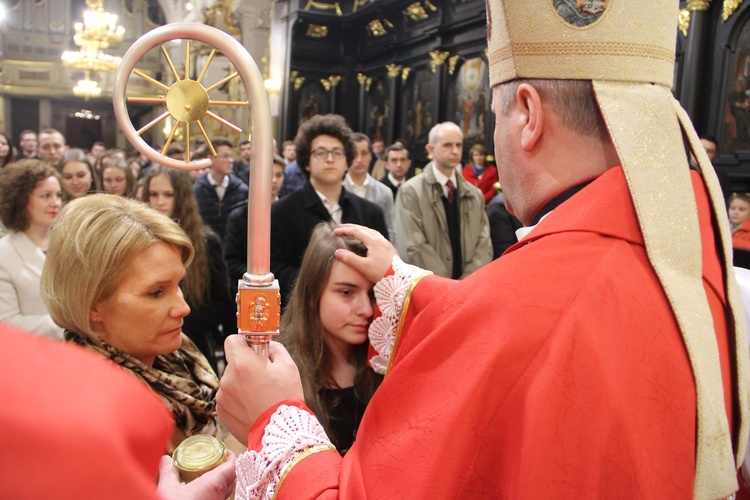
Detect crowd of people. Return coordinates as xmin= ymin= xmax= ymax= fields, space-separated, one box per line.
xmin=2 ymin=0 xmax=750 ymax=496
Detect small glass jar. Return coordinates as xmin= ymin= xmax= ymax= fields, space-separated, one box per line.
xmin=172 ymin=435 xmax=227 ymax=482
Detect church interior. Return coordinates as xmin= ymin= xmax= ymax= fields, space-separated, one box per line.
xmin=0 ymin=0 xmax=749 ymax=177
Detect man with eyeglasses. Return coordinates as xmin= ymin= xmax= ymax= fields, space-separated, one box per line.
xmin=270 ymin=114 xmax=389 ymax=303
xmin=194 ymin=137 xmax=249 ymax=238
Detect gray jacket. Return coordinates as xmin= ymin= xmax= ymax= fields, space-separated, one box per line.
xmin=343 ymin=173 xmax=397 ymax=244
xmin=395 ymin=162 xmax=492 ymax=278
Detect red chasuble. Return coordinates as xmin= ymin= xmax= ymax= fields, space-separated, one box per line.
xmin=260 ymin=166 xmax=735 ymax=498
xmin=0 ymin=325 xmax=173 ymax=499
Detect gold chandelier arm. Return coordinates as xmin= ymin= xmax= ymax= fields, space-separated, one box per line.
xmin=161 ymin=45 xmax=181 ymax=82
xmin=137 ymin=111 xmax=170 ymax=135
xmin=196 ymin=49 xmax=217 ymax=84
xmin=205 ymin=72 xmax=239 ymax=93
xmin=205 ymin=110 xmax=243 ymax=133
xmin=134 ymin=69 xmax=171 ymax=92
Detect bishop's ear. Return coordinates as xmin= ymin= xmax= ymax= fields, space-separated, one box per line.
xmin=516 ymin=83 xmax=544 ymax=152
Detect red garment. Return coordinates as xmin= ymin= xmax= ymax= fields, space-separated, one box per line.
xmin=462 ymin=164 xmax=499 ymax=204
xmin=734 ymin=222 xmax=750 ymax=251
xmin=262 ymin=167 xmax=734 ymax=498
xmin=0 ymin=325 xmax=173 ymax=499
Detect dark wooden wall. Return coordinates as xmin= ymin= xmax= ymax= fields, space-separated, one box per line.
xmin=275 ymin=0 xmax=491 ymax=167
xmin=677 ymin=0 xmax=750 ymax=193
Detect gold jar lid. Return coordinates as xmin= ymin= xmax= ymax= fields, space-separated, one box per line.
xmin=172 ymin=435 xmax=226 ymax=473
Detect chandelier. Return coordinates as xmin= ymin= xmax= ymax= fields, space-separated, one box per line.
xmin=62 ymin=0 xmax=124 ymax=97
xmin=73 ymin=73 xmax=103 ymax=100
xmin=73 ymin=0 xmax=125 ymax=49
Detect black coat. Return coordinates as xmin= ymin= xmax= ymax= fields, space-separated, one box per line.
xmin=194 ymin=172 xmax=249 ymax=239
xmin=182 ymin=232 xmax=236 ymax=370
xmin=379 ymin=174 xmax=400 ymax=200
xmin=487 ymin=193 xmax=523 ymax=259
xmin=270 ymin=181 xmax=389 ymax=303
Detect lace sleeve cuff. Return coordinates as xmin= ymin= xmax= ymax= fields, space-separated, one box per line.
xmin=235 ymin=404 xmax=335 ymax=500
xmin=368 ymin=256 xmax=432 ymax=374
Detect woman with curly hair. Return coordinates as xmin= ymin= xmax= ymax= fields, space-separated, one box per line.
xmin=278 ymin=222 xmax=383 ymax=455
xmin=142 ymin=165 xmax=235 ymax=371
xmin=57 ymin=148 xmax=98 ymax=202
xmin=0 ymin=131 xmax=15 ymax=168
xmin=0 ymin=159 xmax=63 ymax=339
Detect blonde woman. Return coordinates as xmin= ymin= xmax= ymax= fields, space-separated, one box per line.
xmin=41 ymin=194 xmax=220 ymax=451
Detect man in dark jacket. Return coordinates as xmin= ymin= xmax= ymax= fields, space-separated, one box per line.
xmin=194 ymin=137 xmax=249 ymax=239
xmin=269 ymin=114 xmax=389 ymax=303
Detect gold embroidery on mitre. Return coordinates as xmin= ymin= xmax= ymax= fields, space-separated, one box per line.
xmin=491 ymin=41 xmax=674 ymax=65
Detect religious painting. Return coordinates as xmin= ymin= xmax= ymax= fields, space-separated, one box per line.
xmin=402 ymin=67 xmax=435 ymax=150
xmin=297 ymin=82 xmax=330 ymax=125
xmin=451 ymin=57 xmax=490 ymax=148
xmin=364 ymin=78 xmax=390 ymax=143
xmin=723 ymin=19 xmax=750 ymax=153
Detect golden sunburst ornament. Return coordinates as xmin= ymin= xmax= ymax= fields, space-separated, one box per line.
xmin=127 ymin=42 xmax=248 ymax=162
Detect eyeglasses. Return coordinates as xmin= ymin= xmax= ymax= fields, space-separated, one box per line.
xmin=311 ymin=147 xmax=346 ymax=160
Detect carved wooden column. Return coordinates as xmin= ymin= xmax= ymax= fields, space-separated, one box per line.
xmin=679 ymin=0 xmax=713 ymax=128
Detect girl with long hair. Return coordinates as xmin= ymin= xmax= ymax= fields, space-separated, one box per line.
xmin=0 ymin=131 xmax=15 ymax=168
xmin=56 ymin=149 xmax=98 ymax=202
xmin=141 ymin=165 xmax=235 ymax=370
xmin=101 ymin=158 xmax=136 ymax=198
xmin=279 ymin=222 xmax=383 ymax=454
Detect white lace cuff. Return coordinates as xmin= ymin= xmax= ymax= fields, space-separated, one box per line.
xmin=369 ymin=256 xmax=432 ymax=374
xmin=235 ymin=405 xmax=335 ymax=499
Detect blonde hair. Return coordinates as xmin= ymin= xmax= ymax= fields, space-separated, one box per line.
xmin=41 ymin=194 xmax=194 ymax=337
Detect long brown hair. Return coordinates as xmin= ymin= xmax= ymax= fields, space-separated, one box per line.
xmin=279 ymin=222 xmax=382 ymax=439
xmin=141 ymin=166 xmax=210 ymax=306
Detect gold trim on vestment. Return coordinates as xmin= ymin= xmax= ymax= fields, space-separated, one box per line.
xmin=386 ymin=273 xmax=430 ymax=376
xmin=273 ymin=444 xmax=337 ymax=498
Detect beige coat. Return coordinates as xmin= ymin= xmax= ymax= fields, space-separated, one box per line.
xmin=0 ymin=231 xmax=63 ymax=339
xmin=395 ymin=162 xmax=492 ymax=278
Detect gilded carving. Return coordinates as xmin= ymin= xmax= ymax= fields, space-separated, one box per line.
xmin=448 ymin=54 xmax=460 ymax=75
xmin=424 ymin=0 xmax=438 ymax=12
xmin=687 ymin=0 xmax=711 ymax=10
xmin=678 ymin=9 xmax=691 ymax=37
xmin=304 ymin=0 xmax=343 ymax=15
xmin=368 ymin=19 xmax=388 ymax=36
xmin=402 ymin=67 xmax=411 ymax=84
xmin=320 ymin=79 xmax=332 ymax=91
xmin=357 ymin=73 xmax=368 ymax=85
xmin=386 ymin=63 xmax=403 ymax=78
xmin=353 ymin=0 xmax=371 ymax=12
xmin=723 ymin=0 xmax=745 ymax=21
xmin=329 ymin=75 xmax=342 ymax=87
xmin=429 ymin=50 xmax=450 ymax=73
xmin=306 ymin=24 xmax=329 ymax=38
xmin=403 ymin=2 xmax=429 ymax=21
xmin=294 ymin=76 xmax=305 ymax=90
